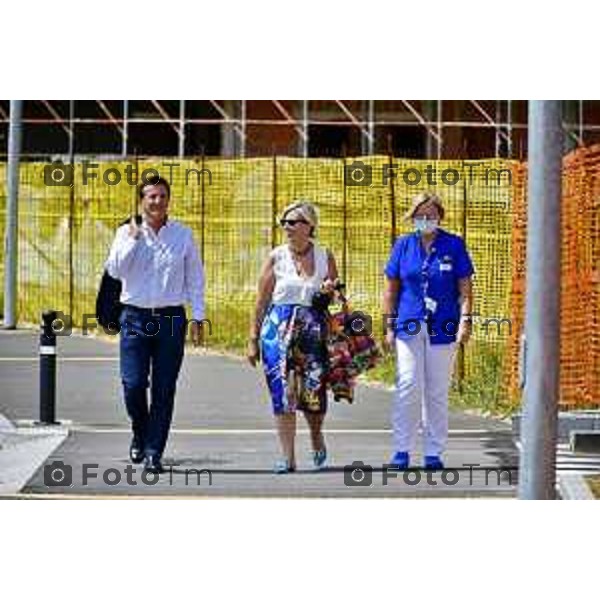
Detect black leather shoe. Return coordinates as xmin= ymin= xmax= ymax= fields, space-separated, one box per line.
xmin=143 ymin=455 xmax=163 ymax=474
xmin=129 ymin=438 xmax=145 ymax=464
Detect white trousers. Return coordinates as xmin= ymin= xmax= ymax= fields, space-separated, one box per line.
xmin=392 ymin=327 xmax=457 ymax=456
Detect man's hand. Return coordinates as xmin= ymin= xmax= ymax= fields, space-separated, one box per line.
xmin=190 ymin=321 xmax=204 ymax=347
xmin=457 ymin=320 xmax=472 ymax=345
xmin=247 ymin=339 xmax=260 ymax=367
xmin=128 ymin=216 xmax=141 ymax=239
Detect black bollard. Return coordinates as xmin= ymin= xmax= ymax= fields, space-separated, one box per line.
xmin=39 ymin=310 xmax=58 ymax=425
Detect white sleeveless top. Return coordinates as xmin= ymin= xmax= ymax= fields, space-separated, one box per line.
xmin=271 ymin=243 xmax=329 ymax=306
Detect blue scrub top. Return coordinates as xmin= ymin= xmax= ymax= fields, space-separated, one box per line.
xmin=384 ymin=228 xmax=475 ymax=344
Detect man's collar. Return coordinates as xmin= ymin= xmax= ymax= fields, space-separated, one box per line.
xmin=141 ymin=214 xmax=170 ymax=231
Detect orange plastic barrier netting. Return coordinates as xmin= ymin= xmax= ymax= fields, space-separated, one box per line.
xmin=504 ymin=145 xmax=600 ymax=408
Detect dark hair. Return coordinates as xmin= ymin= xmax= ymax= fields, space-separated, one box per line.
xmin=138 ymin=175 xmax=171 ymax=200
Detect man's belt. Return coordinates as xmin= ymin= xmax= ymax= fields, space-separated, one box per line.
xmin=123 ymin=304 xmax=184 ymax=317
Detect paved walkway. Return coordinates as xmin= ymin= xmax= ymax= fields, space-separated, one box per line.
xmin=0 ymin=329 xmax=518 ymax=497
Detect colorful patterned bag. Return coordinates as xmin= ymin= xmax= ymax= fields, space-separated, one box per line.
xmin=324 ymin=293 xmax=381 ymax=403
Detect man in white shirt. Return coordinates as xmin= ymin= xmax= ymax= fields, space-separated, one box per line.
xmin=105 ymin=176 xmax=205 ymax=474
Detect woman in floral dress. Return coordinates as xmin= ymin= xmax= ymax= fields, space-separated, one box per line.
xmin=247 ymin=201 xmax=339 ymax=474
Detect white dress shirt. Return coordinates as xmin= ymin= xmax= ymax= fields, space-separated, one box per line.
xmin=105 ymin=217 xmax=205 ymax=321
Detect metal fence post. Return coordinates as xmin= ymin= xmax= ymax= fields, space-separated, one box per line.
xmin=3 ymin=100 xmax=23 ymax=329
xmin=68 ymin=100 xmax=75 ymax=324
xmin=388 ymin=151 xmax=397 ymax=245
xmin=271 ymin=154 xmax=277 ymax=249
xmin=456 ymin=160 xmax=468 ymax=391
xmin=387 ymin=136 xmax=397 ymax=245
xmin=342 ymin=157 xmax=348 ymax=284
xmin=201 ymin=150 xmax=206 ymax=262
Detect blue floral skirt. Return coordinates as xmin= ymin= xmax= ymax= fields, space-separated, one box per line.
xmin=260 ymin=303 xmax=328 ymax=415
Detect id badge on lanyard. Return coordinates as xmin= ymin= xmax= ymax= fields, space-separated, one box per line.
xmin=422 ymin=248 xmax=438 ymax=315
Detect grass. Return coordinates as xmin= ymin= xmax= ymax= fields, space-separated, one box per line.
xmin=450 ymin=343 xmax=517 ymax=417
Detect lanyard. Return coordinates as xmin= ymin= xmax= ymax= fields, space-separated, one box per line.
xmin=420 ymin=242 xmax=437 ymax=317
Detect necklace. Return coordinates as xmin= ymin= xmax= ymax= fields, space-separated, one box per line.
xmin=289 ymin=243 xmax=314 ymax=278
xmin=290 ymin=242 xmax=313 ymax=257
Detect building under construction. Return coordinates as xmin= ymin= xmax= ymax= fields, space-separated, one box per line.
xmin=0 ymin=100 xmax=597 ymax=159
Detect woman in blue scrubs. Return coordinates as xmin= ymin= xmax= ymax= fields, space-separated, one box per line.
xmin=382 ymin=192 xmax=475 ymax=469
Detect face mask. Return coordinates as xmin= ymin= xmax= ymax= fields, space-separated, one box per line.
xmin=414 ymin=217 xmax=439 ymax=234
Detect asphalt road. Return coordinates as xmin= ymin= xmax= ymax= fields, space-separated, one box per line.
xmin=0 ymin=329 xmax=518 ymax=497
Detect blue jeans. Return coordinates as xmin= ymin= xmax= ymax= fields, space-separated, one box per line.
xmin=119 ymin=305 xmax=187 ymax=458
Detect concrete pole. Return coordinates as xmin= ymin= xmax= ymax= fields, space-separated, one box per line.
xmin=3 ymin=100 xmax=23 ymax=329
xmin=300 ymin=100 xmax=308 ymax=158
xmin=68 ymin=99 xmax=75 ymax=157
xmin=495 ymin=99 xmax=502 ymax=158
xmin=221 ymin=100 xmax=236 ymax=158
xmin=240 ymin=100 xmax=246 ymax=157
xmin=518 ymin=101 xmax=563 ymax=500
xmin=506 ymin=100 xmax=513 ymax=159
xmin=423 ymin=100 xmax=436 ymax=159
xmin=360 ymin=100 xmax=375 ymax=155
xmin=122 ymin=100 xmax=129 ymax=157
xmin=178 ymin=100 xmax=185 ymax=158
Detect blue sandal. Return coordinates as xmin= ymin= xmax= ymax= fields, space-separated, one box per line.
xmin=274 ymin=459 xmax=296 ymax=474
xmin=312 ymin=446 xmax=327 ymax=470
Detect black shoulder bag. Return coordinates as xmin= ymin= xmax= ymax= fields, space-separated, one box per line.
xmin=95 ymin=215 xmax=142 ymax=329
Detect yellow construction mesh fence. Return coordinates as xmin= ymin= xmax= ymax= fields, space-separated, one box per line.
xmin=0 ymin=152 xmax=597 ymax=410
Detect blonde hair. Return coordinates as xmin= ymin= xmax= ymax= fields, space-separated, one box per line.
xmin=281 ymin=200 xmax=319 ymax=237
xmin=404 ymin=192 xmax=445 ymax=221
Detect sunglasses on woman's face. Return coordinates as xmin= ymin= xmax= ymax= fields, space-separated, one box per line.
xmin=280 ymin=218 xmax=309 ymax=227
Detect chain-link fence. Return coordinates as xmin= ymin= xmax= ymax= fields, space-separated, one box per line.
xmin=1 ymin=155 xmax=519 ymax=411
